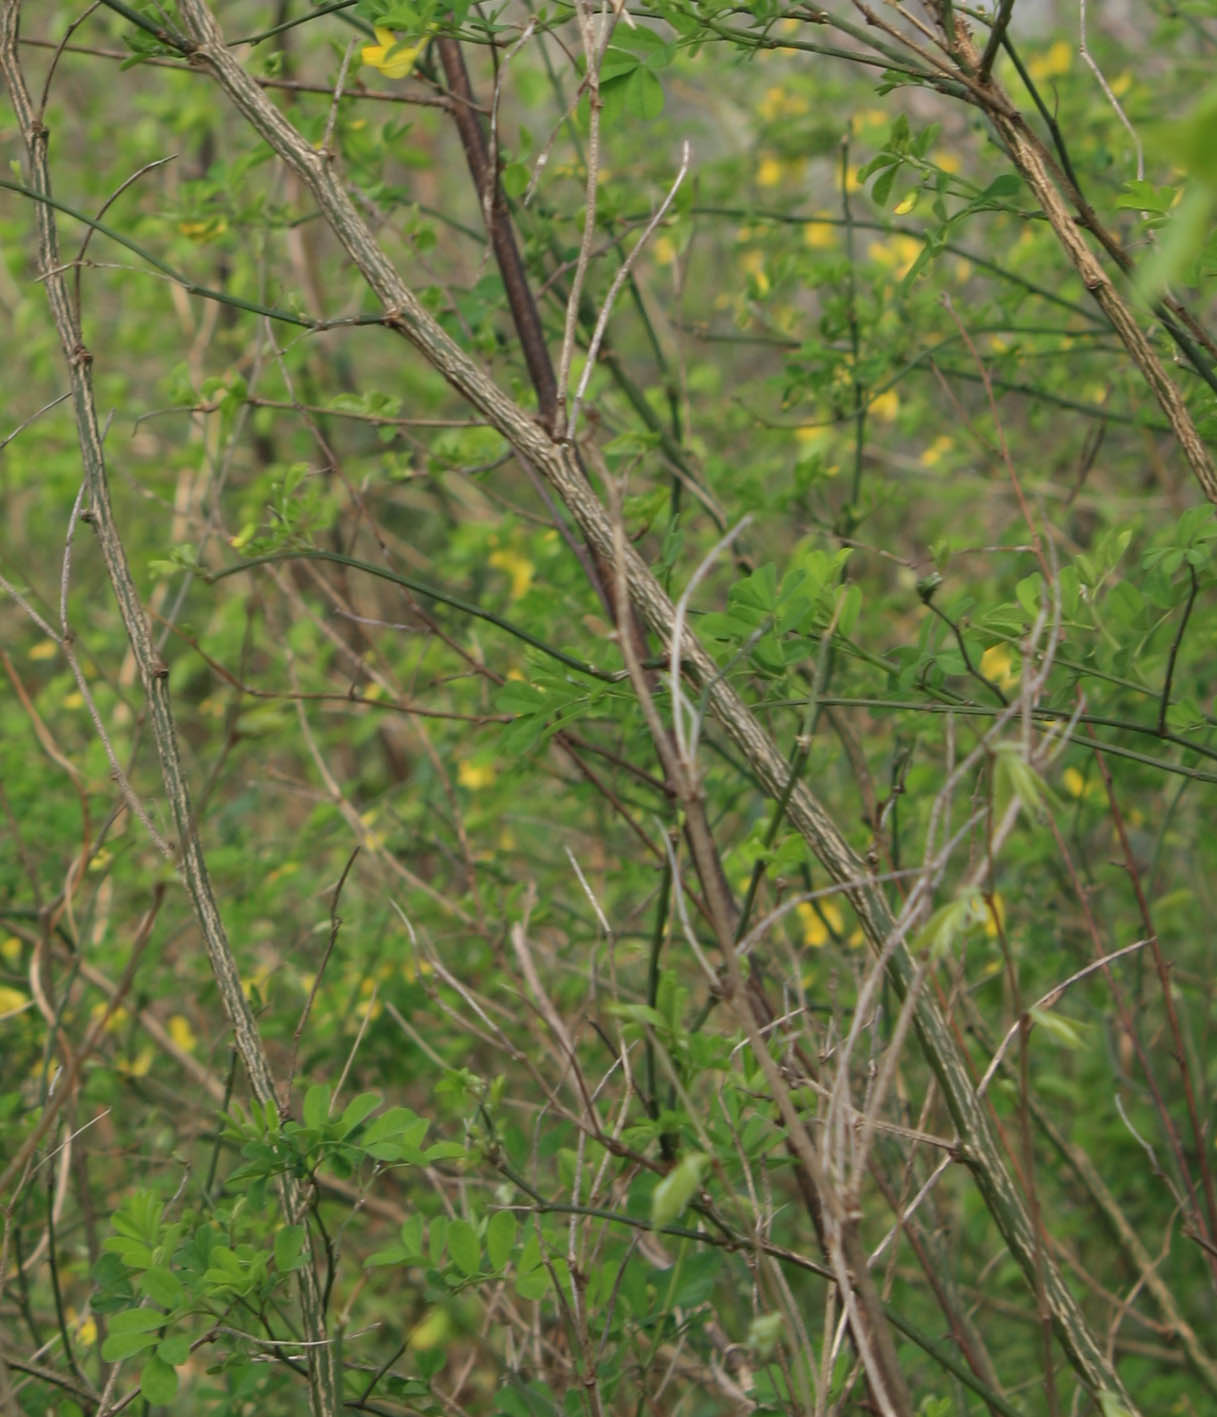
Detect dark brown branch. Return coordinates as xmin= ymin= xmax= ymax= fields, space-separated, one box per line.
xmin=434 ymin=34 xmax=558 ymax=429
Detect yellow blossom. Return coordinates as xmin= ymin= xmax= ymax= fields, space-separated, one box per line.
xmin=933 ymin=150 xmax=961 ymax=174
xmin=359 ymin=808 xmax=386 ymax=852
xmin=63 ymin=691 xmax=83 ymax=710
xmin=1062 ymin=767 xmax=1104 ymax=802
xmin=758 ymin=85 xmax=807 ymax=121
xmin=893 ymin=191 xmax=917 ymax=215
xmin=178 ymin=217 xmax=227 ymax=242
xmin=980 ymin=643 xmax=1019 ymax=690
xmin=653 ymin=235 xmax=677 ymax=266
xmin=167 ymin=1014 xmax=197 ymax=1054
xmin=29 ymin=639 xmax=57 ymax=661
xmin=361 ymin=26 xmax=425 ymax=80
xmin=803 ymin=218 xmax=836 ymax=249
xmin=0 ymin=986 xmax=29 ymax=1016
xmin=402 ymin=955 xmax=435 ymax=983
xmin=76 ymin=1315 xmax=98 ymax=1347
xmin=408 ymin=1308 xmax=451 ymax=1350
xmin=870 ymin=389 xmax=900 ymax=422
xmin=983 ymin=893 xmax=1006 ymax=939
xmin=740 ymin=248 xmax=770 ymax=296
xmin=867 ymin=235 xmax=921 ymax=278
xmin=489 ymin=548 xmax=535 ymax=599
xmin=118 ymin=1047 xmax=154 ymax=1078
xmin=756 ymin=155 xmax=784 ymax=188
xmin=458 ymin=760 xmax=496 ymax=790
xmin=1 ymin=936 xmax=21 ymax=964
xmin=91 ymin=1002 xmax=128 ymax=1033
xmin=242 ymin=966 xmax=272 ymax=1002
xmin=920 ymin=435 xmax=954 ymax=467
xmin=796 ymin=899 xmax=845 ymax=948
xmin=1027 ymin=40 xmax=1072 ymax=82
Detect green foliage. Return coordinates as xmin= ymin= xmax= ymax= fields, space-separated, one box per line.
xmin=4 ymin=1 xmax=1217 ymax=1414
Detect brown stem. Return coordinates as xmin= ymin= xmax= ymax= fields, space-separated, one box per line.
xmin=434 ymin=34 xmax=559 ymax=428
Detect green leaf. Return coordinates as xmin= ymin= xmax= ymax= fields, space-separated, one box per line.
xmin=138 ymin=1266 xmax=183 ymax=1309
xmin=447 ymin=1218 xmax=481 ymax=1277
xmin=101 ymin=1309 xmax=166 ymax=1361
xmin=993 ymin=742 xmax=1056 ymax=822
xmin=156 ymin=1333 xmax=191 ymax=1366
xmin=1029 ymin=1007 xmax=1089 ymax=1050
xmin=747 ymin=1311 xmax=784 ymax=1359
xmin=486 ymin=1211 xmax=518 ymax=1271
xmin=139 ymin=1354 xmax=179 ymax=1405
xmin=607 ymin=1002 xmax=667 ymax=1030
xmin=366 ymin=1242 xmax=410 ymax=1268
xmin=107 ymin=1308 xmax=170 ymax=1335
xmin=913 ymin=890 xmax=986 ymax=960
xmin=399 ymin=1214 xmax=425 ymax=1259
xmin=303 ymin=1083 xmax=331 ymax=1130
xmin=274 ymin=1225 xmax=307 ymax=1273
xmin=339 ymin=1091 xmax=382 ymax=1135
xmin=1098 ymin=1394 xmax=1135 ymax=1417
xmin=651 ymin=1152 xmax=709 ymax=1227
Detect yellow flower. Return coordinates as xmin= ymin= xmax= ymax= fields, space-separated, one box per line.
xmin=869 ymin=389 xmax=900 ymax=422
xmin=29 ymin=639 xmax=57 ymax=661
xmin=402 ymin=955 xmax=435 ymax=983
xmin=458 ymin=760 xmax=495 ymax=790
xmin=868 ymin=235 xmax=921 ymax=278
xmin=740 ymin=248 xmax=769 ymax=296
xmin=796 ymin=899 xmax=844 ymax=948
xmin=803 ymin=217 xmax=836 ymax=249
xmin=178 ymin=216 xmax=228 ymax=242
xmin=488 ymin=548 xmax=534 ymax=600
xmin=1028 ymin=40 xmax=1072 ymax=82
xmin=983 ymin=893 xmax=1006 ymax=939
xmin=0 ymin=986 xmax=29 ymax=1016
xmin=652 ymin=235 xmax=677 ymax=266
xmin=408 ymin=1307 xmax=451 ymax=1350
xmin=756 ymin=155 xmax=784 ymax=188
xmin=1 ymin=935 xmax=22 ymax=964
xmin=118 ymin=1047 xmax=154 ymax=1078
xmin=1062 ymin=767 xmax=1104 ymax=802
xmin=794 ymin=425 xmax=828 ymax=448
xmin=920 ymin=435 xmax=954 ymax=467
xmin=167 ymin=1014 xmax=197 ymax=1054
xmin=359 ymin=807 xmax=386 ymax=852
xmin=758 ymin=86 xmax=808 ymax=121
xmin=362 ymin=26 xmax=425 ymax=80
xmin=980 ymin=643 xmax=1019 ymax=690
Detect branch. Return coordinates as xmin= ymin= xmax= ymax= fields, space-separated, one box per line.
xmin=145 ymin=5 xmax=1144 ymax=1408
